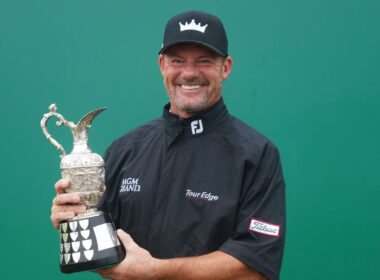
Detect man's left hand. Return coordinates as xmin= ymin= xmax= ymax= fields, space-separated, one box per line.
xmin=93 ymin=229 xmax=158 ymax=280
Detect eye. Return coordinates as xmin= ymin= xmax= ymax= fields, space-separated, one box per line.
xmin=171 ymin=59 xmax=183 ymax=64
xmin=199 ymin=59 xmax=210 ymax=64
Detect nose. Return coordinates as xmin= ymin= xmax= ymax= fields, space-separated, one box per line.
xmin=182 ymin=62 xmax=199 ymax=80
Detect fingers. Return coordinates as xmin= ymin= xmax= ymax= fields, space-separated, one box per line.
xmin=55 ymin=179 xmax=70 ymax=194
xmin=91 ymin=262 xmax=116 ymax=279
xmin=51 ymin=204 xmax=86 ymax=215
xmin=117 ymin=229 xmax=137 ymax=251
xmin=51 ymin=211 xmax=75 ymax=229
xmin=53 ymin=192 xmax=81 ymax=206
xmin=92 ymin=270 xmax=113 ymax=279
xmin=51 ymin=204 xmax=86 ymax=229
xmin=51 ymin=179 xmax=85 ymax=229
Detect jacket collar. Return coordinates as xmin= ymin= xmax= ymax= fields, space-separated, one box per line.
xmin=163 ymin=98 xmax=229 ymax=137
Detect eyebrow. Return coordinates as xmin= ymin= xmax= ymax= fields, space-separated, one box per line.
xmin=198 ymin=55 xmax=217 ymax=59
xmin=165 ymin=53 xmax=218 ymax=60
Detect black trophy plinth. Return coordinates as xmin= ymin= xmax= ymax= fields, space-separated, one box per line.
xmin=59 ymin=211 xmax=125 ymax=273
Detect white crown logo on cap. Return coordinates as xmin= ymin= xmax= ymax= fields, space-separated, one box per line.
xmin=179 ymin=19 xmax=208 ymax=33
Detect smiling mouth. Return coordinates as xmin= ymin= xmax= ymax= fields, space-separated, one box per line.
xmin=180 ymin=84 xmax=202 ymax=90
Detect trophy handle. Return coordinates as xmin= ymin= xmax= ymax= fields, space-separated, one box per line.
xmin=40 ymin=104 xmax=76 ymax=156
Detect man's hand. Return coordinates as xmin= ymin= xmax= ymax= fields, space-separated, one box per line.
xmin=50 ymin=179 xmax=86 ymax=229
xmin=93 ymin=229 xmax=158 ymax=280
xmin=93 ymin=229 xmax=266 ymax=280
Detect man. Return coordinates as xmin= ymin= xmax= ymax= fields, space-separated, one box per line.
xmin=51 ymin=11 xmax=286 ymax=280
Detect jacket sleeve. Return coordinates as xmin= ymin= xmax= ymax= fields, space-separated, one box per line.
xmin=219 ymin=142 xmax=286 ymax=280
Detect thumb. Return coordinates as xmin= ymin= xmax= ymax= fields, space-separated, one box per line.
xmin=117 ymin=229 xmax=137 ymax=251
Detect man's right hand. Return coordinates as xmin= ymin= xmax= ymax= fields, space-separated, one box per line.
xmin=51 ymin=179 xmax=87 ymax=229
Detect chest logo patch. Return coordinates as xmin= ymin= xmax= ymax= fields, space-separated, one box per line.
xmin=249 ymin=218 xmax=280 ymax=237
xmin=120 ymin=177 xmax=141 ymax=192
xmin=185 ymin=189 xmax=219 ymax=202
xmin=190 ymin=119 xmax=203 ymax=135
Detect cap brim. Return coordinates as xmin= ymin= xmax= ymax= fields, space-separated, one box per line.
xmin=159 ymin=40 xmax=227 ymax=57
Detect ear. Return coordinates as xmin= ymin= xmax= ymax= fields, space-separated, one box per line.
xmin=158 ymin=54 xmax=165 ymax=77
xmin=222 ymin=56 xmax=233 ymax=80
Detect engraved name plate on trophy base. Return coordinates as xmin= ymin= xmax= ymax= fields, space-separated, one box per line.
xmin=41 ymin=104 xmax=125 ymax=273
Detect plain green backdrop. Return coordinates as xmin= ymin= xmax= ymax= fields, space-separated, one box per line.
xmin=1 ymin=0 xmax=379 ymax=279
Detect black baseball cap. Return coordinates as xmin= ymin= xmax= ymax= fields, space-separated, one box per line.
xmin=159 ymin=11 xmax=228 ymax=57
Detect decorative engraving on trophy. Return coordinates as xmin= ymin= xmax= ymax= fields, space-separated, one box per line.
xmin=84 ymin=250 xmax=94 ymax=261
xmin=60 ymin=254 xmax=64 ymax=264
xmin=81 ymin=230 xmax=90 ymax=239
xmin=79 ymin=219 xmax=89 ymax=230
xmin=62 ymin=233 xmax=69 ymax=243
xmin=40 ymin=104 xmax=106 ymax=207
xmin=64 ymin=243 xmax=71 ymax=253
xmin=64 ymin=254 xmax=71 ymax=264
xmin=70 ymin=232 xmax=78 ymax=242
xmin=82 ymin=239 xmax=92 ymax=250
xmin=60 ymin=244 xmax=63 ymax=253
xmin=69 ymin=221 xmax=78 ymax=231
xmin=61 ymin=223 xmax=68 ymax=233
xmin=72 ymin=252 xmax=81 ymax=263
xmin=72 ymin=241 xmax=80 ymax=252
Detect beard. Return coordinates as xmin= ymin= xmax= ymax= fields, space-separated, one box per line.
xmin=171 ymin=94 xmax=209 ymax=113
xmin=167 ymin=77 xmax=222 ymax=114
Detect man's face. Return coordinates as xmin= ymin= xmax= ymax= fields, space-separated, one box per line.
xmin=159 ymin=44 xmax=233 ymax=118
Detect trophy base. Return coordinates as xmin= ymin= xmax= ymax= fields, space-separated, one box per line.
xmin=59 ymin=209 xmax=125 ymax=273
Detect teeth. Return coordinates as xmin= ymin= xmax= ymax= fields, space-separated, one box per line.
xmin=181 ymin=85 xmax=201 ymax=90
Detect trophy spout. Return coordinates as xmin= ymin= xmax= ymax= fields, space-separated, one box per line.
xmin=77 ymin=108 xmax=107 ymax=132
xmin=71 ymin=108 xmax=107 ymax=153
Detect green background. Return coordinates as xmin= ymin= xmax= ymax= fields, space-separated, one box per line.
xmin=1 ymin=0 xmax=379 ymax=279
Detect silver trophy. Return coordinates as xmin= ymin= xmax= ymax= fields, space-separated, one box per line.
xmin=41 ymin=104 xmax=125 ymax=273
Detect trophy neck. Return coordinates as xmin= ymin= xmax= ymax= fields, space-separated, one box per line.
xmin=71 ymin=141 xmax=92 ymax=154
xmin=69 ymin=121 xmax=92 ymax=154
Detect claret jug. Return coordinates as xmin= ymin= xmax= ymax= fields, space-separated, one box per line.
xmin=41 ymin=104 xmax=125 ymax=273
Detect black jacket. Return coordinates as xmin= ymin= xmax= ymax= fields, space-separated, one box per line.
xmin=99 ymin=99 xmax=286 ymax=280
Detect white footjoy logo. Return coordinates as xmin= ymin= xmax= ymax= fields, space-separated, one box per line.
xmin=120 ymin=177 xmax=141 ymax=192
xmin=249 ymin=218 xmax=280 ymax=237
xmin=191 ymin=120 xmax=203 ymax=135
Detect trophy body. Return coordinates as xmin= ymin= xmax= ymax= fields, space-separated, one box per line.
xmin=41 ymin=104 xmax=125 ymax=273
